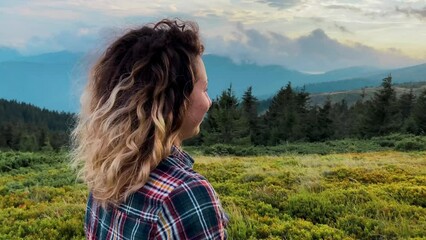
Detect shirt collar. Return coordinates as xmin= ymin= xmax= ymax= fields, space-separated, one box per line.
xmin=170 ymin=145 xmax=194 ymax=168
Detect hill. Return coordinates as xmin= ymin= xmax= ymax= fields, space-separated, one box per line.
xmin=303 ymin=64 xmax=426 ymax=94
xmin=0 ymin=49 xmax=84 ymax=112
xmin=256 ymin=81 xmax=426 ymax=114
xmin=1 ymin=48 xmax=425 ymax=112
xmin=0 ymin=98 xmax=74 ymax=151
xmin=309 ymin=81 xmax=426 ymax=106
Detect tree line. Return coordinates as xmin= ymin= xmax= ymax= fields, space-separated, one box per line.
xmin=1 ymin=75 xmax=425 ymax=151
xmin=186 ymin=75 xmax=426 ymax=146
xmin=0 ymin=99 xmax=73 ymax=151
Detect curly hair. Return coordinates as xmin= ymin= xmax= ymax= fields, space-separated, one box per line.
xmin=70 ymin=19 xmax=204 ymax=208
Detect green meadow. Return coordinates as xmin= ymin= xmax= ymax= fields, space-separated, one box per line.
xmin=0 ymin=150 xmax=425 ymax=239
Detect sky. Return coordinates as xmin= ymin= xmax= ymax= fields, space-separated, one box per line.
xmin=0 ymin=0 xmax=425 ymax=72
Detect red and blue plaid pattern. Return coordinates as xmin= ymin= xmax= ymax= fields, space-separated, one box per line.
xmin=85 ymin=146 xmax=229 ymax=239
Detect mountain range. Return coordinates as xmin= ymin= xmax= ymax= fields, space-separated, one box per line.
xmin=1 ymin=47 xmax=425 ymax=112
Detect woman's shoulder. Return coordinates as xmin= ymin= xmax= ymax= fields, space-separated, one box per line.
xmin=91 ymin=153 xmax=228 ymax=239
xmin=122 ymin=153 xmax=208 ymax=213
xmin=147 ymin=147 xmax=205 ymax=191
xmin=86 ymin=153 xmax=212 ymax=221
xmin=154 ymin=165 xmax=228 ymax=239
xmin=140 ymin=153 xmax=208 ymax=200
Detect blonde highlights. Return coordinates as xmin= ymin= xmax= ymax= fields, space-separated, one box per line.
xmin=70 ymin=19 xmax=203 ymax=208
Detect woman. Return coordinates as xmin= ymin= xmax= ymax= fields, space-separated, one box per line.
xmin=70 ymin=19 xmax=228 ymax=239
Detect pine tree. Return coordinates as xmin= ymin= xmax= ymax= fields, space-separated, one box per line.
xmin=363 ymin=75 xmax=400 ymax=137
xmin=347 ymin=94 xmax=368 ymax=138
xmin=412 ymin=89 xmax=426 ymax=134
xmin=262 ymin=82 xmax=311 ymax=144
xmin=263 ymin=82 xmax=295 ymax=144
xmin=330 ymin=99 xmax=350 ymax=139
xmin=292 ymin=87 xmax=310 ymax=140
xmin=399 ymin=88 xmax=415 ymax=121
xmin=241 ymin=86 xmax=260 ymax=145
xmin=317 ymin=99 xmax=334 ymax=140
xmin=305 ymin=99 xmax=333 ymax=142
xmin=197 ymin=100 xmax=220 ymax=145
xmin=203 ymin=85 xmax=248 ymax=145
xmin=398 ymin=88 xmax=417 ymax=133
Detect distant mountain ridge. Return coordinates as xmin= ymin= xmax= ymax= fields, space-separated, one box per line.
xmin=303 ymin=63 xmax=426 ymax=94
xmin=1 ymin=48 xmax=425 ymax=112
xmin=309 ymin=81 xmax=426 ymax=106
xmin=0 ymin=47 xmax=22 ymax=61
xmin=13 ymin=51 xmax=83 ymax=64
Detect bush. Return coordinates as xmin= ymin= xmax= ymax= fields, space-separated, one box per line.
xmin=395 ymin=137 xmax=426 ymax=151
xmin=1 ymin=150 xmax=426 ymax=239
xmin=337 ymin=215 xmax=380 ymax=239
xmin=285 ymin=192 xmax=344 ymax=225
xmin=383 ymin=184 xmax=426 ymax=208
xmin=187 ymin=135 xmax=421 ymax=156
xmin=0 ymin=151 xmax=64 ymax=173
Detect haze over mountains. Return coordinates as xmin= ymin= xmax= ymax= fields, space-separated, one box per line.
xmin=1 ymin=47 xmax=425 ymax=112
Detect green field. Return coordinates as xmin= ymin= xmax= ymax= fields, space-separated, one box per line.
xmin=0 ymin=150 xmax=425 ymax=239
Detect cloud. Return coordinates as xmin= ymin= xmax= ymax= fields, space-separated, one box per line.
xmin=2 ymin=0 xmax=424 ymax=71
xmin=308 ymin=17 xmax=325 ymax=23
xmin=53 ymin=29 xmax=99 ymax=52
xmin=206 ymin=23 xmax=422 ymax=72
xmin=325 ymin=4 xmax=362 ymax=12
xmin=395 ymin=6 xmax=426 ymax=19
xmin=20 ymin=27 xmax=101 ymax=55
xmin=16 ymin=7 xmax=81 ymax=20
xmin=324 ymin=3 xmax=396 ymax=20
xmin=334 ymin=23 xmax=352 ymax=34
xmin=256 ymin=0 xmax=302 ymax=10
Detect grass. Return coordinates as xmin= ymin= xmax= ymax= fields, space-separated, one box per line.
xmin=193 ymin=151 xmax=426 ymax=239
xmin=0 ymin=150 xmax=425 ymax=239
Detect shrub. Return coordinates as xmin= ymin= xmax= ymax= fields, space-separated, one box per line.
xmin=395 ymin=137 xmax=426 ymax=151
xmin=382 ymin=184 xmax=426 ymax=208
xmin=1 ymin=150 xmax=426 ymax=239
xmin=337 ymin=215 xmax=380 ymax=239
xmin=285 ymin=192 xmax=344 ymax=225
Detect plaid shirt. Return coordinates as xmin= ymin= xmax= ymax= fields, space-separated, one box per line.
xmin=85 ymin=146 xmax=229 ymax=239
